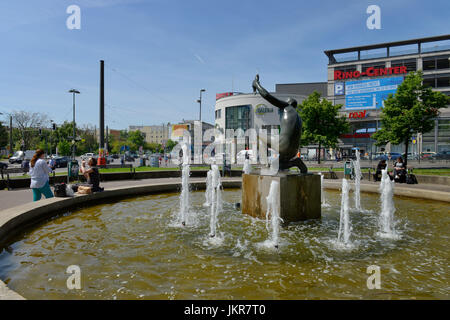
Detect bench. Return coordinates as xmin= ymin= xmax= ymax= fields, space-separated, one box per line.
xmin=1 ymin=167 xmax=29 ymax=190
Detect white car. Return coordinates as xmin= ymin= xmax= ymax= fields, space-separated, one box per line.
xmin=81 ymin=153 xmax=95 ymax=161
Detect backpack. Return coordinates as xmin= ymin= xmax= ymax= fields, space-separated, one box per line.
xmin=406 ymin=174 xmax=418 ymax=184
xmin=54 ymin=183 xmax=67 ymax=197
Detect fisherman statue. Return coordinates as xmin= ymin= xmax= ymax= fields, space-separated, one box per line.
xmin=252 ymin=74 xmax=308 ymax=173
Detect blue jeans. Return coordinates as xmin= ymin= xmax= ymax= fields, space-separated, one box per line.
xmin=32 ymin=181 xmax=54 ymax=201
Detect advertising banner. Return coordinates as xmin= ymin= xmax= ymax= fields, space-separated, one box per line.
xmin=345 ymin=76 xmax=404 ymax=109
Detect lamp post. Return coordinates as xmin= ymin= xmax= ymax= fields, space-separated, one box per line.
xmin=197 ymin=89 xmax=205 ymax=123
xmin=68 ymin=89 xmax=80 ymax=160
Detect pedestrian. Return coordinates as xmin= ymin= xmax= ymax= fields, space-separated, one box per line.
xmin=121 ymin=154 xmax=125 ymax=167
xmin=80 ymin=158 xmax=104 ymax=192
xmin=29 ymin=149 xmax=54 ymax=201
xmin=49 ymin=157 xmax=56 ymax=171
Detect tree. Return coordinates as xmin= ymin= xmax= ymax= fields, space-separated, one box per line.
xmin=0 ymin=121 xmax=7 ymax=149
xmin=11 ymin=111 xmax=49 ymax=150
xmin=372 ymin=71 xmax=450 ymax=168
xmin=127 ymin=130 xmax=145 ymax=152
xmin=57 ymin=140 xmax=71 ymax=156
xmin=165 ymin=139 xmax=177 ymax=152
xmin=297 ymin=91 xmax=349 ymax=164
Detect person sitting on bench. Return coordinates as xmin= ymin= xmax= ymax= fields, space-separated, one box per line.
xmin=374 ymin=159 xmax=387 ymax=181
xmin=80 ymin=158 xmax=104 ymax=192
xmin=393 ymin=157 xmax=406 ymax=183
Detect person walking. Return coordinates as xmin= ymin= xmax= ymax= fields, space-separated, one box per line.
xmin=29 ymin=149 xmax=54 ymax=201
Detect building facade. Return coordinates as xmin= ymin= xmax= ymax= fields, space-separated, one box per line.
xmin=214 ymin=92 xmax=307 ymax=136
xmin=129 ymin=124 xmax=171 ymax=145
xmin=324 ymin=34 xmax=450 ymax=156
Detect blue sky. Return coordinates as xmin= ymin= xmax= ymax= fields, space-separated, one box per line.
xmin=0 ymin=0 xmax=449 ymax=130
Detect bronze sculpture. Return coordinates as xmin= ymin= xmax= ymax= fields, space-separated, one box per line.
xmin=252 ymin=74 xmax=308 ymax=173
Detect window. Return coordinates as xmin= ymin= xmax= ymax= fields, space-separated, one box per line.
xmin=225 ymin=105 xmax=251 ymax=131
xmin=362 ymin=62 xmax=385 ymax=74
xmin=391 ymin=59 xmax=417 ymax=72
xmin=436 ymin=75 xmax=450 ymax=88
xmin=422 ymin=55 xmax=450 ymax=71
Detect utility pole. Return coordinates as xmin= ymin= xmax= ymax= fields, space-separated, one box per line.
xmin=68 ymin=89 xmax=80 ymax=160
xmin=9 ymin=115 xmax=13 ymax=156
xmin=99 ymin=60 xmax=106 ymax=165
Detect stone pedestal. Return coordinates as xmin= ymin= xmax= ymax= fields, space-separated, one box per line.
xmin=242 ymin=173 xmax=321 ymax=223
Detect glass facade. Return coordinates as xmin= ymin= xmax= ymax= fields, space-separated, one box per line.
xmin=225 ymin=105 xmax=251 ymax=131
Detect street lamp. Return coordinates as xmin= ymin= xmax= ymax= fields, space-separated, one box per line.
xmin=197 ymin=89 xmax=206 ymax=122
xmin=68 ymin=89 xmax=80 ymax=160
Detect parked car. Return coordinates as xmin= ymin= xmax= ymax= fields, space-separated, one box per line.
xmin=81 ymin=153 xmax=95 ymax=161
xmin=8 ymin=150 xmax=35 ymax=164
xmin=112 ymin=154 xmax=119 ymax=159
xmin=54 ymin=156 xmax=69 ymax=168
xmin=0 ymin=162 xmax=8 ymax=170
xmin=431 ymin=150 xmax=450 ymax=160
xmin=421 ymin=152 xmax=436 ymax=159
xmin=106 ymin=155 xmax=114 ymax=164
xmin=374 ymin=152 xmax=402 ymax=161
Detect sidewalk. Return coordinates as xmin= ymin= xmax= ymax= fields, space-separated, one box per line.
xmin=1 ymin=177 xmax=449 ymax=211
xmin=0 ymin=177 xmax=238 ymax=211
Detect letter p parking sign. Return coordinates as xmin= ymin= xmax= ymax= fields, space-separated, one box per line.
xmin=335 ymin=82 xmax=345 ymax=96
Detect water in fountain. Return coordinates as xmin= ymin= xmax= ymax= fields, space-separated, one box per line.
xmin=378 ymin=169 xmax=399 ymax=239
xmin=203 ymin=170 xmax=212 ymax=207
xmin=319 ymin=173 xmax=329 ymax=207
xmin=209 ymin=165 xmax=222 ymax=238
xmin=265 ymin=180 xmax=282 ymax=249
xmin=179 ymin=143 xmax=190 ymax=226
xmin=352 ymin=151 xmax=362 ymax=211
xmin=337 ymin=178 xmax=352 ymax=247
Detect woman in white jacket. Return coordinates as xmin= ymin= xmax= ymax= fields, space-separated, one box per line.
xmin=29 ymin=149 xmax=54 ymax=201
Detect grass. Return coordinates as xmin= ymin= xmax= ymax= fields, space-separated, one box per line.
xmin=2 ymin=166 xmax=450 ymax=180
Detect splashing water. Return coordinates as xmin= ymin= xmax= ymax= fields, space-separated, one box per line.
xmin=179 ymin=143 xmax=190 ymax=226
xmin=337 ymin=178 xmax=352 ymax=246
xmin=352 ymin=151 xmax=362 ymax=211
xmin=243 ymin=158 xmax=251 ymax=175
xmin=378 ymin=169 xmax=399 ymax=238
xmin=319 ymin=173 xmax=327 ymax=206
xmin=203 ymin=170 xmax=212 ymax=207
xmin=209 ymin=165 xmax=222 ymax=237
xmin=265 ymin=180 xmax=282 ymax=249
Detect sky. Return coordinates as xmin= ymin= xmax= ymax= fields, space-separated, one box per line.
xmin=0 ymin=0 xmax=449 ymax=130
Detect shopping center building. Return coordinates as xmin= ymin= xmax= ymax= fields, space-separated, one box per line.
xmin=324 ymin=34 xmax=450 ymax=157
xmin=214 ymin=34 xmax=450 ymax=159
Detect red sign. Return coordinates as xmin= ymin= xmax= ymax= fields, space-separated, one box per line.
xmin=216 ymin=92 xmax=234 ymax=100
xmin=340 ymin=133 xmax=372 ymax=138
xmin=334 ymin=66 xmax=407 ymax=80
xmin=348 ymin=110 xmax=368 ymax=119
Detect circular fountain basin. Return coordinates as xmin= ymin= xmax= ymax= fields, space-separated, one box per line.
xmin=0 ymin=189 xmax=448 ymax=299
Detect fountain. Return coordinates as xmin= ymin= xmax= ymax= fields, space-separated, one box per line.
xmin=352 ymin=150 xmax=362 ymax=211
xmin=203 ymin=170 xmax=212 ymax=207
xmin=337 ymin=178 xmax=352 ymax=247
xmin=378 ymin=168 xmax=398 ymax=238
xmin=319 ymin=173 xmax=327 ymax=206
xmin=265 ymin=180 xmax=282 ymax=249
xmin=242 ymin=74 xmax=321 ymax=223
xmin=243 ymin=158 xmax=251 ymax=175
xmin=209 ymin=165 xmax=222 ymax=238
xmin=179 ymin=143 xmax=190 ymax=226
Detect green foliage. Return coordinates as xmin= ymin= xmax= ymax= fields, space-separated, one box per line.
xmin=57 ymin=140 xmax=71 ymax=156
xmin=0 ymin=121 xmax=7 ymax=148
xmin=127 ymin=130 xmax=145 ymax=151
xmin=372 ymin=71 xmax=450 ymax=165
xmin=297 ymin=91 xmax=349 ymax=162
xmin=165 ymin=139 xmax=177 ymax=152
